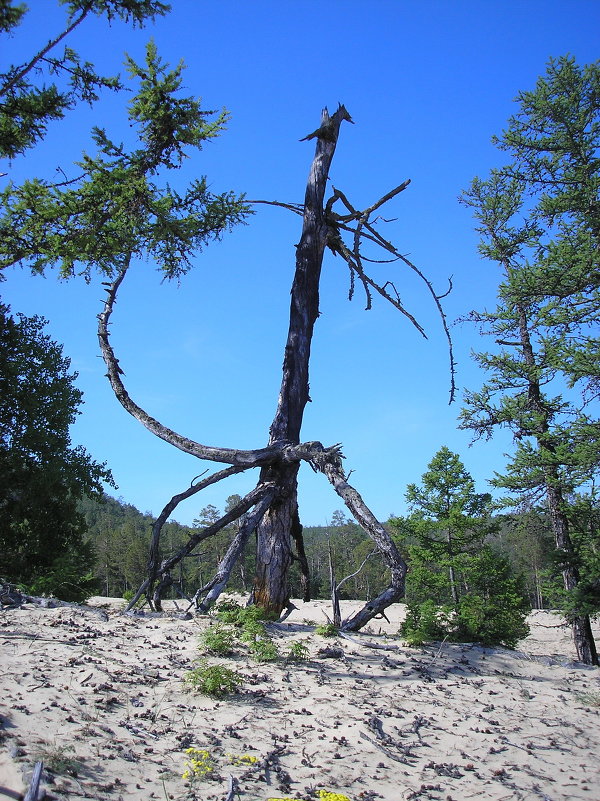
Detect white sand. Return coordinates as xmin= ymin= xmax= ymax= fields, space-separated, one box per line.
xmin=1 ymin=598 xmax=599 ymax=800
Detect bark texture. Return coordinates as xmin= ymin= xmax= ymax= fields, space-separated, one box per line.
xmin=253 ymin=106 xmax=353 ymax=613
xmin=517 ymin=304 xmax=599 ymax=665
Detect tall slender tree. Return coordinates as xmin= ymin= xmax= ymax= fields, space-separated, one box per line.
xmin=404 ymin=446 xmax=493 ymax=605
xmin=460 ymin=56 xmax=600 ymax=664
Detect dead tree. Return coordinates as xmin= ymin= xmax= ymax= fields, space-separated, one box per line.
xmin=99 ymin=105 xmax=454 ymax=630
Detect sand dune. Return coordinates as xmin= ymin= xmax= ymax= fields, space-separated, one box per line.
xmin=1 ymin=597 xmax=599 ymax=801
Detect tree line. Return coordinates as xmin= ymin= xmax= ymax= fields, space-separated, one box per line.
xmin=74 ymin=444 xmax=597 ymax=644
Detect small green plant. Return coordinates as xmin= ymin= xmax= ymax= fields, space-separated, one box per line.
xmin=216 ymin=603 xmax=277 ymax=625
xmin=32 ymin=743 xmax=79 ymax=777
xmin=240 ymin=619 xmax=267 ymax=641
xmin=184 ymin=661 xmax=242 ymax=697
xmin=239 ymin=620 xmax=279 ymax=661
xmin=315 ymin=623 xmax=338 ymax=637
xmin=247 ymin=636 xmax=279 ymax=662
xmin=214 ymin=600 xmax=244 ymax=622
xmin=182 ymin=747 xmax=214 ymax=780
xmin=401 ymin=599 xmax=454 ymax=646
xmin=575 ymin=690 xmax=600 ymax=707
xmin=200 ymin=623 xmax=236 ymax=656
xmin=286 ymin=640 xmax=310 ymax=661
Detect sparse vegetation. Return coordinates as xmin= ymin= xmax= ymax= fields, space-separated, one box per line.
xmin=31 ymin=743 xmax=79 ymax=777
xmin=182 ymin=747 xmax=214 ymax=780
xmin=215 ymin=602 xmax=277 ymax=625
xmin=286 ymin=640 xmax=310 ymax=661
xmin=315 ymin=623 xmax=338 ymax=637
xmin=200 ymin=623 xmax=236 ymax=656
xmin=184 ymin=661 xmax=243 ymax=697
xmin=575 ymin=691 xmax=600 ymax=708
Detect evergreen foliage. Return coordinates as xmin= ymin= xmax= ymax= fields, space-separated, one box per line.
xmin=0 ymin=305 xmax=113 ymax=600
xmin=393 ymin=447 xmax=530 ymax=647
xmin=460 ymin=55 xmax=600 ymax=663
xmin=0 ymin=0 xmax=168 ymax=160
xmin=1 ymin=41 xmax=249 ymax=278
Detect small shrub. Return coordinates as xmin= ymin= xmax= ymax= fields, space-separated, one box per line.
xmin=216 ymin=603 xmax=277 ymax=625
xmin=575 ymin=691 xmax=600 ymax=708
xmin=214 ymin=600 xmax=244 ymax=623
xmin=286 ymin=640 xmax=310 ymax=661
xmin=400 ymin=599 xmax=454 ymax=645
xmin=247 ymin=636 xmax=279 ymax=662
xmin=315 ymin=623 xmax=338 ymax=637
xmin=239 ymin=620 xmax=279 ymax=661
xmin=32 ymin=743 xmax=79 ymax=777
xmin=240 ymin=619 xmax=267 ymax=642
xmin=184 ymin=661 xmax=242 ymax=697
xmin=200 ymin=624 xmax=236 ymax=656
xmin=455 ymin=591 xmax=530 ymax=648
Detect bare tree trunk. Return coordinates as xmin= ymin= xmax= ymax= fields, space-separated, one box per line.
xmin=328 ymin=536 xmax=342 ymax=628
xmin=516 ymin=303 xmax=599 ymax=666
xmin=446 ymin=528 xmax=459 ymax=606
xmin=547 ymin=484 xmax=599 ymax=665
xmin=253 ymin=106 xmax=353 ymax=614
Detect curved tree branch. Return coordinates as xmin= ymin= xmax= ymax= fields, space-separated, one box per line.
xmin=97 ymin=261 xmax=343 ymax=467
xmin=313 ymin=451 xmax=408 ymax=631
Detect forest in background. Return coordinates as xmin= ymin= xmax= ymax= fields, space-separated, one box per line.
xmin=78 ymin=489 xmax=583 ymax=614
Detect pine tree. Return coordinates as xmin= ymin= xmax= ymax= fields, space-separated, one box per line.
xmin=460 ymin=56 xmax=600 ymax=664
xmin=0 ymin=0 xmax=168 ymax=161
xmin=394 ymin=447 xmax=530 ymax=648
xmin=0 ymin=305 xmax=113 ymax=599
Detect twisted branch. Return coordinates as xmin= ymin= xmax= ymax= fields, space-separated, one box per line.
xmin=249 ymin=180 xmax=457 ymax=403
xmin=97 ymin=262 xmax=348 ymax=465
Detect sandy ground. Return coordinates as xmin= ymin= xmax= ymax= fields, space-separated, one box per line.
xmin=1 ymin=597 xmax=599 ymax=801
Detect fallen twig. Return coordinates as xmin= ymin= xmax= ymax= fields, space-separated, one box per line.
xmin=224 ymin=774 xmax=237 ymax=801
xmin=24 ymin=761 xmax=43 ymax=801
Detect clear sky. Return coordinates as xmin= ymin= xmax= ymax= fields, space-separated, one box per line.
xmin=2 ymin=1 xmax=599 ymax=526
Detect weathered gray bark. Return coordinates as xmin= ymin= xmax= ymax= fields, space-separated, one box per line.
xmin=321 ymin=454 xmax=407 ymax=630
xmin=252 ymin=106 xmax=353 ymax=613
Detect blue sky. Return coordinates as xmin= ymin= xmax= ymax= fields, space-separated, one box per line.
xmin=2 ymin=1 xmax=599 ymax=525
